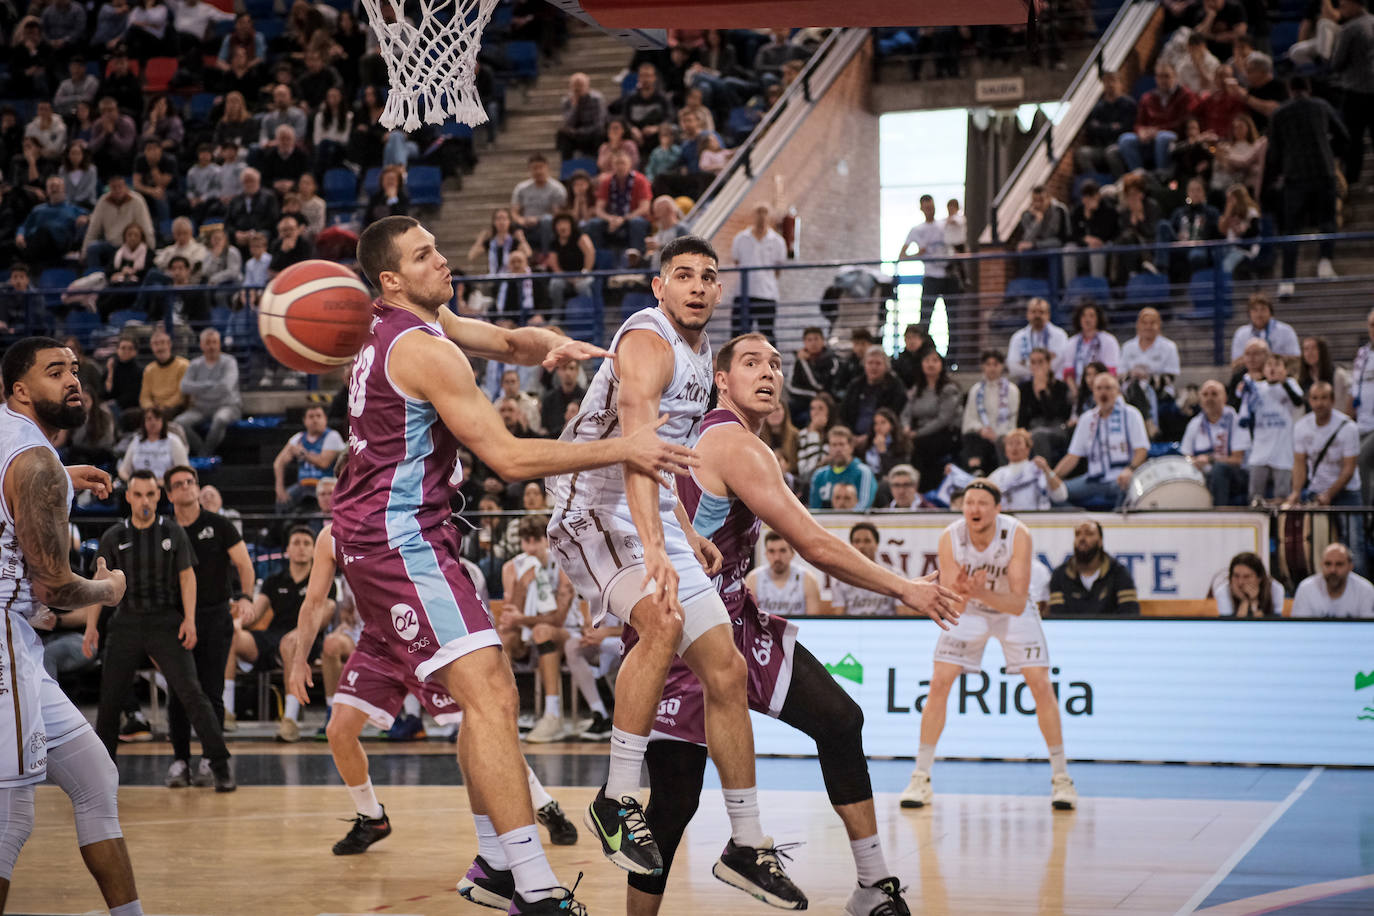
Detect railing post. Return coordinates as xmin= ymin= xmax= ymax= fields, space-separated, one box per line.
xmin=990 ymin=205 xmax=1001 ymax=245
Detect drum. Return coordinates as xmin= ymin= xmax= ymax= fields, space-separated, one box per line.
xmin=1277 ymin=508 xmax=1335 ymax=586
xmin=1124 ymin=456 xmax=1212 ymax=510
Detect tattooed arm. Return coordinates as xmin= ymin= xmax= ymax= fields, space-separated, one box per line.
xmin=6 ymin=447 xmax=126 ymax=611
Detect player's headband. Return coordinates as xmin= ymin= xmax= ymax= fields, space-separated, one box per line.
xmin=963 ymin=480 xmax=1002 ymax=503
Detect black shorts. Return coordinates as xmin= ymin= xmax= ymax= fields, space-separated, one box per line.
xmin=250 ymin=629 xmax=323 ymax=669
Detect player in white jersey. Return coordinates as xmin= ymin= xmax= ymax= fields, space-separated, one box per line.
xmin=548 ymin=236 xmax=805 ymax=903
xmin=0 ymin=337 xmax=144 ymax=914
xmin=745 ymin=532 xmax=819 ymax=616
xmin=900 ymin=478 xmax=1078 ymax=811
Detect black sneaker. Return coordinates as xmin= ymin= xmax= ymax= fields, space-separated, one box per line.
xmin=579 ymin=712 xmax=612 ymax=741
xmin=844 ymin=876 xmax=911 ymax=916
xmin=332 ymin=808 xmax=392 ymax=855
xmin=211 ymin=762 xmax=237 ymax=793
xmin=712 ymin=837 xmax=808 ymax=910
xmin=508 ymin=873 xmax=588 ymax=915
xmin=456 ymin=854 xmax=514 ymax=910
xmin=119 ymin=715 xmax=152 ymax=742
xmin=583 ymin=785 xmax=662 ymax=875
xmin=537 ymin=800 xmax=578 ymax=846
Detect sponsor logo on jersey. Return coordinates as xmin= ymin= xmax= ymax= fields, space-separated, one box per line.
xmin=392 ymin=603 xmax=420 ymax=641
xmin=198 ymin=526 xmax=215 ymax=540
xmin=161 ymin=538 xmax=172 ymax=551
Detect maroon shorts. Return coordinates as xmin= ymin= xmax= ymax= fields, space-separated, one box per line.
xmin=336 ymin=521 xmax=500 ymax=684
xmin=333 ymin=637 xmax=464 ymax=728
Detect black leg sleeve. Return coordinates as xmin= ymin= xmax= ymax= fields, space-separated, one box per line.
xmin=627 ymin=740 xmax=709 ymax=897
xmin=777 ymin=641 xmax=873 ymax=807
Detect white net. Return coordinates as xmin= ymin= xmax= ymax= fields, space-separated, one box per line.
xmin=361 ymin=0 xmax=498 ymax=131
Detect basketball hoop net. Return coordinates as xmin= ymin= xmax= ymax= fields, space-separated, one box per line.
xmin=361 ymin=0 xmax=498 ymax=130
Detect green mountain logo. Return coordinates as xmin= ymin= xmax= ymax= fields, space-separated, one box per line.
xmin=1357 ymin=670 xmax=1374 ymax=692
xmin=825 ymin=653 xmax=863 ymax=685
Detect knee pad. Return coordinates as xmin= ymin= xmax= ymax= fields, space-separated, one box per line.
xmin=46 ymin=731 xmax=123 ymax=847
xmin=0 ymin=785 xmax=35 ymax=880
xmin=816 ymin=695 xmax=872 ymax=808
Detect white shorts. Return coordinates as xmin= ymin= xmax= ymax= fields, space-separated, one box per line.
xmin=933 ymin=608 xmax=1050 ymax=675
xmin=0 ymin=613 xmax=93 ymax=787
xmin=548 ymin=508 xmax=722 ymax=647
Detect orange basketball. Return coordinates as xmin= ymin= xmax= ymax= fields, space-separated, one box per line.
xmin=258 ymin=260 xmax=375 ymax=374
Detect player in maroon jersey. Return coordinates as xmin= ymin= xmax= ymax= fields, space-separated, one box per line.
xmin=622 ymin=333 xmax=962 ymax=916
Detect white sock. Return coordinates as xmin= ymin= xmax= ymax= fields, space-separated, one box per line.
xmin=543 ymin=694 xmax=561 ymax=719
xmin=526 ymin=765 xmax=554 ymax=810
xmin=915 ymin=743 xmax=936 ymax=774
xmin=346 ymin=780 xmax=384 ymax=819
xmin=606 ymin=727 xmax=649 ymax=799
xmin=850 ymin=834 xmax=889 ymax=886
xmin=402 ymin=694 xmax=422 ymax=717
xmin=1048 ymin=745 xmax=1068 ymax=777
xmin=586 ymin=696 xmax=608 ymax=717
xmin=283 ymin=694 xmax=301 ymax=722
xmin=499 ymin=824 xmax=559 ymax=902
xmin=110 ymin=902 xmax=145 ymax=916
xmin=474 ymin=813 xmax=508 ymax=869
xmin=223 ymin=680 xmax=235 ymax=710
xmin=722 ymin=786 xmax=766 ymax=847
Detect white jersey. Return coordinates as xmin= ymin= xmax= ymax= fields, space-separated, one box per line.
xmin=755 ymin=564 xmax=809 ymax=617
xmin=946 ymin=515 xmax=1035 ymax=616
xmin=548 ymin=307 xmax=712 ymax=519
xmin=511 ymin=552 xmax=579 ymax=631
xmin=0 ymin=407 xmax=73 ymax=621
xmin=830 ymin=577 xmax=896 ymax=616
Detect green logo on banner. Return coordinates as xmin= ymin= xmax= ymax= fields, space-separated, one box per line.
xmin=1357 ymin=670 xmax=1374 ymax=721
xmin=826 ymin=653 xmax=863 ymax=685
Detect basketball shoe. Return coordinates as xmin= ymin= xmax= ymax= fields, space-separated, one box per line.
xmin=508 ymin=875 xmax=588 ymax=915
xmin=845 ymin=877 xmax=911 ymax=915
xmin=899 ymin=771 xmax=932 ymax=808
xmin=536 ymin=800 xmax=578 ymax=845
xmin=457 ymin=855 xmax=513 ymax=909
xmin=585 ymin=786 xmax=662 ymax=875
xmin=713 ymin=838 xmax=808 ymax=909
xmin=333 ymin=808 xmax=392 ymax=855
xmin=1051 ymin=773 xmax=1078 ymax=810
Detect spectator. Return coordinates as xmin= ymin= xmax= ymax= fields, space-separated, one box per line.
xmin=830 ymin=482 xmax=860 ymax=510
xmin=882 ymin=463 xmax=934 ymax=509
xmin=1018 ymin=347 xmax=1074 ymax=461
xmin=556 ymin=72 xmax=607 ymax=159
xmin=212 ymin=92 xmax=257 ymax=152
xmin=489 ymin=250 xmax=548 ymax=324
xmin=987 ymin=427 xmax=1067 ymax=510
xmin=41 ymin=0 xmax=87 ymax=61
xmin=1182 ymin=379 xmax=1251 ymax=505
xmin=65 ymin=389 xmax=117 ymax=467
xmin=1118 ymin=61 xmax=1197 ymax=172
xmin=540 ymin=361 xmax=585 ymax=438
xmin=611 ymin=62 xmax=674 ymax=151
xmin=1007 ymin=297 xmax=1070 ymax=382
xmin=897 ymin=194 xmax=956 ymax=330
xmin=829 ymin=523 xmax=898 ymax=615
xmin=891 ymin=324 xmax=935 ymax=389
xmin=241 ymin=232 xmax=272 ymax=298
xmin=1230 ymin=292 xmax=1301 ymax=364
xmin=1177 ymin=32 xmax=1221 ymax=94
xmin=101 ymin=52 xmax=144 ymax=119
xmin=1211 ymin=114 xmax=1266 ymax=198
xmin=295 ymin=173 xmax=326 ymax=238
xmin=498 ymin=369 xmax=543 ymax=434
xmin=0 ymin=265 xmax=38 ymax=336
xmin=98 ymin=222 xmax=152 ymax=319
xmin=82 ymin=174 xmax=155 ymax=272
xmin=1329 ymin=0 xmax=1374 ymax=188
xmin=138 ymin=330 xmax=187 ymax=413
xmin=591 ymin=150 xmax=652 ymax=252
xmin=1157 ymin=176 xmax=1222 ymax=282
xmin=563 ymin=169 xmax=598 ymax=226
xmin=16 ymin=175 xmax=88 ymax=267
xmin=729 ymin=203 xmax=787 ymax=339
xmin=184 ymin=144 xmax=221 ymax=223
xmin=1213 ymin=551 xmax=1285 ymax=616
xmin=104 ymin=334 xmax=144 ymax=412
xmin=795 ymin=393 xmax=835 ymax=483
xmin=1290 ymin=543 xmax=1374 ymax=616
xmin=1300 ymin=335 xmax=1352 ymax=409
xmin=177 ymin=328 xmax=241 ymax=455
xmin=1053 ymin=372 xmax=1150 ymax=508
xmin=808 ymin=426 xmax=877 ymax=509
xmin=1217 ymin=183 xmax=1263 ymax=276
xmin=7 ymin=18 xmax=51 ymax=99
xmin=1286 ymin=381 xmax=1366 ymax=576
xmin=91 ymin=0 xmax=132 ymax=54
xmin=211 ymin=141 xmax=247 ymax=213
xmin=87 ymin=470 xmax=234 ymax=787
xmin=131 ymin=137 xmax=180 ymax=225
xmin=268 ymin=215 xmax=314 ymax=275
xmin=1076 ymin=71 xmax=1137 ymax=175
xmin=1063 ymin=180 xmax=1118 ymax=283
xmin=61 ymin=141 xmax=99 ymax=210
xmin=9 ymin=135 xmax=55 ymax=199
xmin=1064 ymin=300 xmax=1120 ymax=387
xmin=1228 ymin=337 xmax=1271 ymax=416
xmin=168 ymin=0 xmax=234 ymax=57
xmin=226 ymin=168 xmax=280 ymax=250
xmin=1239 ymin=52 xmax=1287 ymax=132
xmin=542 ymin=213 xmax=595 ymax=321
xmin=787 ymin=326 xmax=841 ymax=423
xmin=258 ymin=84 xmax=309 ymax=148
xmin=1015 ymin=184 xmax=1070 ymax=278
xmin=1350 ymin=314 xmax=1374 ymax=505
xmin=260 ymin=125 xmax=311 ymax=198
xmin=1241 ymin=352 xmax=1304 ymax=503
xmin=154 ymin=217 xmax=209 ymax=278
xmin=296 ymin=47 xmax=342 ymax=109
xmin=363 ymin=166 xmax=409 ymax=227
xmin=468 ymin=207 xmax=531 ymax=273
xmin=312 ymin=87 xmax=352 ymax=174
xmin=273 ymin=404 xmax=345 ymax=512
xmin=25 ymin=101 xmax=68 ymax=162
xmin=125 ymin=0 xmax=172 ymax=60
xmin=140 ymin=95 xmax=184 ymax=155
xmin=860 ymin=407 xmax=909 ymax=477
xmin=597 ymin=119 xmax=640 ymax=174
xmin=511 ymin=153 xmax=567 ymax=253
xmin=90 ymin=95 xmax=140 ymax=175
xmin=902 ymin=350 xmax=963 ymax=487
xmin=216 ymin=12 xmax=264 ymax=66
xmin=961 ymin=350 xmax=1019 ymax=473
xmin=1111 ymin=172 xmax=1164 ymax=284
xmin=118 ymin=405 xmax=190 ymax=483
xmin=644 ymin=122 xmax=682 ymax=184
xmin=1266 ymin=75 xmax=1345 ymax=296
xmin=1120 ymin=307 xmax=1181 ymax=381
xmin=840 ymin=347 xmax=907 ymax=441
xmin=1048 ymin=520 xmax=1141 ymax=615
xmin=137 ymin=255 xmax=206 ymax=325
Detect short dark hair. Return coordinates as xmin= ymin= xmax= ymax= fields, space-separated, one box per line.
xmin=2 ymin=336 xmax=65 ymax=398
xmin=658 ymin=235 xmax=718 ymax=275
xmin=552 ymin=211 xmax=575 ymax=230
xmin=1071 ymin=300 xmax=1108 ymax=334
xmin=168 ymin=255 xmax=190 ymax=269
xmin=1031 ymin=183 xmax=1047 ymax=194
xmin=196 ymin=143 xmax=213 ymax=155
xmin=357 ymin=215 xmax=421 ymax=289
xmin=715 ymin=332 xmax=772 ymax=372
xmin=919 ymin=194 xmax=933 ymax=204
xmin=129 ymin=468 xmax=160 ymax=484
xmin=979 ymin=349 xmax=1006 ymax=364
xmin=517 ymin=515 xmax=549 ymax=541
xmin=164 ymin=465 xmax=198 ymax=489
xmin=802 ymin=326 xmax=824 ymax=338
xmin=849 ymin=522 xmax=879 ymax=543
xmin=850 ymin=328 xmax=875 ymax=343
xmin=9 ymin=262 xmax=29 ymax=276
xmin=1079 ymin=179 xmax=1100 ymax=198
xmin=527 ymin=152 xmax=547 ymax=165
xmin=286 ymin=525 xmax=316 ymax=543
xmin=763 ymin=530 xmax=786 ymax=545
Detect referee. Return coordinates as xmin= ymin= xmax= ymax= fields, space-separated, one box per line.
xmin=84 ymin=469 xmax=235 ymax=791
xmin=164 ymin=464 xmax=254 ymax=789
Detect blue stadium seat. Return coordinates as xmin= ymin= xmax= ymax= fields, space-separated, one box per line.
xmin=441 ymin=121 xmax=473 ymax=140
xmin=323 ymin=168 xmax=359 ymax=208
xmin=1272 ymin=20 xmax=1301 ymax=58
xmin=487 ymin=1 xmax=514 ymax=28
xmin=560 ymin=157 xmax=596 ymax=181
xmin=38 ymin=268 xmax=76 ymax=307
xmin=407 ymin=166 xmax=443 ymax=207
xmin=210 ymin=306 xmax=233 ymax=337
xmin=1003 ymin=277 xmax=1050 ymax=303
xmin=363 ymin=166 xmax=382 ymax=196
xmin=504 ymin=41 xmax=539 ymax=80
xmin=1185 ymin=269 xmax=1234 ymax=321
xmin=620 ymin=291 xmax=657 ymax=321
xmin=257 ymin=18 xmax=285 ymax=41
xmin=107 ymin=309 xmax=148 ymax=328
xmin=563 ymin=295 xmax=600 ymax=346
xmin=620 ymin=71 xmax=638 ymax=96
xmin=188 ymin=92 xmax=216 ymax=123
xmin=1124 ymin=271 xmax=1170 ymax=305
xmin=1063 ymin=274 xmax=1110 ymax=309
xmin=63 ymin=310 xmax=101 ymax=350
xmin=1131 ymin=74 xmax=1156 ymax=99
xmin=244 ymin=0 xmax=274 ymax=18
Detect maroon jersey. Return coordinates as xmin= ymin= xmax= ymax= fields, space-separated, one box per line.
xmin=332 ymin=303 xmax=464 ymax=550
xmin=676 ymin=408 xmax=761 ymax=607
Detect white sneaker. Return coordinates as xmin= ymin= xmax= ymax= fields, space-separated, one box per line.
xmin=1318 ymin=258 xmax=1338 ymax=278
xmin=845 ymin=877 xmax=910 ymax=915
xmin=1276 ymin=281 xmax=1296 ymax=299
xmin=1051 ymin=773 xmax=1078 ymax=810
xmin=524 ymin=713 xmax=565 ymax=744
xmin=898 ymin=770 xmax=932 ymax=809
xmin=165 ymin=759 xmax=189 ymax=788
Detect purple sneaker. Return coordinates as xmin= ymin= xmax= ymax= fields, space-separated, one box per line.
xmin=456 ymin=855 xmax=514 ymax=910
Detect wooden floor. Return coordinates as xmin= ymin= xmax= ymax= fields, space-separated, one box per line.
xmin=12 ymin=785 xmax=1280 ymax=915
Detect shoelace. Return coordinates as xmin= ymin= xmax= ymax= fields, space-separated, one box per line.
xmin=616 ymin=798 xmax=652 ymax=844
xmin=870 ymin=879 xmax=911 ymax=916
xmin=527 ymin=872 xmax=587 ymax=915
xmin=755 ymin=841 xmax=803 ymax=879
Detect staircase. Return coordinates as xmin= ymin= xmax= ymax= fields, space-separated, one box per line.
xmin=431 ymin=25 xmax=631 ymax=270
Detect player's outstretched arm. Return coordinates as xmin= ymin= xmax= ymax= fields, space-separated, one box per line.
xmin=7 ymin=448 xmax=125 ymax=611
xmin=435 ymin=306 xmax=611 ymax=368
xmin=394 ymin=329 xmax=696 ymax=482
xmin=287 ymin=523 xmax=339 ymax=703
xmin=709 ymin=425 xmax=959 ymax=628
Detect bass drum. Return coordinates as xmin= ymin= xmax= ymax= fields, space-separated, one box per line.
xmin=1124 ymin=456 xmax=1212 ymax=510
xmin=1277 ymin=509 xmax=1335 ymax=586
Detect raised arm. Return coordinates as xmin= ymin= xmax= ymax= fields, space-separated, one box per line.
xmin=434 ymin=306 xmax=610 ymax=369
xmin=7 ymin=447 xmax=125 ymax=611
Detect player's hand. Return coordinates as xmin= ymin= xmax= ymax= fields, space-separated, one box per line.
xmin=623 ymin=415 xmax=699 ymax=481
xmin=286 ymin=636 xmax=314 ymax=704
xmin=82 ymin=627 xmax=99 ymax=659
xmin=690 ymin=534 xmax=723 ymax=576
xmin=93 ymin=557 xmax=126 ymax=605
xmin=904 ymin=572 xmax=961 ymax=630
xmin=540 ymin=338 xmax=614 ymax=370
xmin=67 ymin=465 xmax=113 ymax=499
xmin=641 ymin=544 xmax=683 ymax=617
xmin=179 ymin=617 xmax=197 ymax=650
xmin=29 ymin=606 xmax=56 ymax=631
